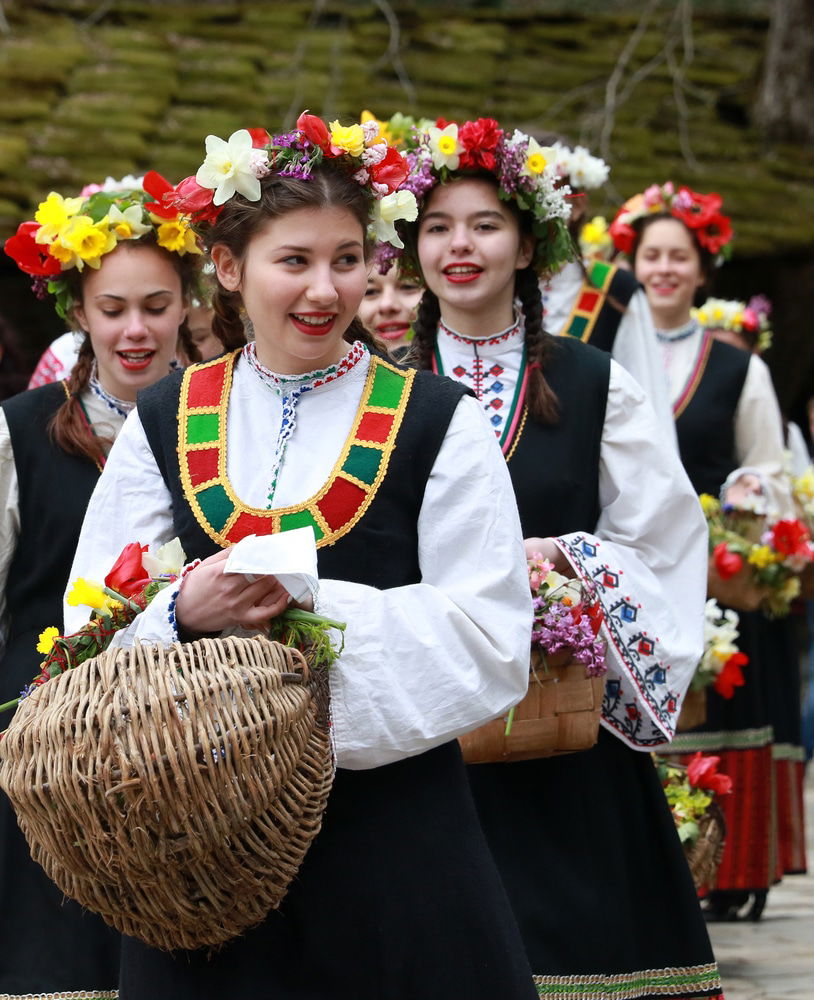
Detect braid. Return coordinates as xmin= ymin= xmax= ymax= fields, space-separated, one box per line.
xmin=517 ymin=266 xmax=559 ymax=425
xmin=48 ymin=336 xmax=109 ymax=467
xmin=409 ymin=290 xmax=441 ymax=371
xmin=345 ymin=316 xmax=384 ymax=353
xmin=211 ymin=288 xmax=247 ymax=351
xmin=177 ymin=314 xmax=201 ymax=365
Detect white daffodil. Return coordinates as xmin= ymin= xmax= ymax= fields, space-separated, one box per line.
xmin=107 ymin=203 xmax=152 ymax=240
xmin=142 ymin=537 xmax=187 ymax=579
xmin=371 ymin=190 xmax=418 ymax=249
xmin=427 ymin=123 xmax=462 ymax=171
xmin=522 ymin=136 xmax=557 ymax=179
xmin=196 ymin=129 xmax=262 ymax=206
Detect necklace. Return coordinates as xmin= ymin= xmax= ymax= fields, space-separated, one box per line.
xmin=88 ymin=362 xmax=135 ymax=418
xmin=655 ymin=318 xmax=699 ymax=343
xmin=243 ymin=340 xmax=368 ymax=506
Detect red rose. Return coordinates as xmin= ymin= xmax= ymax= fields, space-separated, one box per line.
xmin=142 ymin=170 xmax=177 ymax=220
xmin=713 ymin=542 xmax=744 ymax=580
xmin=713 ymin=652 xmax=748 ymax=699
xmin=458 ymin=118 xmax=502 ymax=171
xmin=296 ymin=111 xmax=330 ymax=153
xmin=369 ymin=146 xmax=409 ymax=194
xmin=4 ymin=221 xmax=62 ymax=277
xmin=687 ymin=751 xmax=733 ymax=795
xmin=247 ymin=128 xmax=270 ymax=148
xmin=105 ymin=542 xmax=151 ymax=599
xmin=770 ymin=519 xmax=810 ymax=558
xmin=166 ymin=176 xmax=222 ymax=224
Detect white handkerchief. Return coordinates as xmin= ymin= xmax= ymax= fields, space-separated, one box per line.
xmin=223 ymin=527 xmax=318 ymax=604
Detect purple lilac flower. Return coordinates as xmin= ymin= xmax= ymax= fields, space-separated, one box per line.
xmin=532 ymin=602 xmax=606 ymax=677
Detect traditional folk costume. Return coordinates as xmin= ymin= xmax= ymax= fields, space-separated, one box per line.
xmin=433 ymin=320 xmax=724 ymax=1000
xmin=542 ymin=258 xmax=677 ymax=445
xmin=0 ymin=380 xmax=123 ymax=1000
xmin=65 ymin=343 xmax=539 ymax=1000
xmin=660 ymin=320 xmax=807 ymax=905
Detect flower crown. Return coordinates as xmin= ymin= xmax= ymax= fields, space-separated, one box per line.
xmin=4 ymin=174 xmax=202 ymax=319
xmin=609 ymin=181 xmax=732 ymax=257
xmin=548 ymin=141 xmax=609 ymax=191
xmin=393 ymin=117 xmax=575 ymax=275
xmin=693 ymin=295 xmax=772 ymax=353
xmin=166 ymin=112 xmax=418 ymax=251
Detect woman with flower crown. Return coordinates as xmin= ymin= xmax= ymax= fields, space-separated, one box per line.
xmin=397 ymin=118 xmax=722 ymax=1000
xmin=64 ymin=116 xmax=539 ymax=1000
xmin=611 ymin=185 xmax=798 ymax=919
xmin=0 ymin=175 xmax=201 ymax=998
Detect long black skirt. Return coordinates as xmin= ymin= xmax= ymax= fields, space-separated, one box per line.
xmin=467 ymin=728 xmax=723 ymax=1000
xmin=119 ymin=741 xmax=537 ymax=1000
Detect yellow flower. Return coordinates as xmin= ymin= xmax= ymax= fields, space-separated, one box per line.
xmin=361 ymin=109 xmax=394 ymax=146
xmin=732 ymin=310 xmax=744 ymax=330
xmin=329 ymin=121 xmax=365 ymax=157
xmin=108 ymin=203 xmax=151 ymax=240
xmin=58 ymin=215 xmax=116 ymax=270
xmin=780 ymin=576 xmax=801 ymax=602
xmin=699 ymin=493 xmax=720 ymax=517
xmin=748 ymin=545 xmax=777 ymax=569
xmin=156 ymin=218 xmax=202 ymax=255
xmin=428 ymin=123 xmax=462 ymax=171
xmin=36 ymin=626 xmax=60 ymax=655
xmin=522 ymin=137 xmax=555 ymax=179
xmin=66 ymin=578 xmax=110 ymax=611
xmin=47 ymin=240 xmax=79 ymax=270
xmin=34 ymin=191 xmax=84 ymax=243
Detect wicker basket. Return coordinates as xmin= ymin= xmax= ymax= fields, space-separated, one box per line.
xmin=684 ymin=801 xmax=727 ymax=891
xmin=707 ymin=559 xmax=766 ymax=612
xmin=459 ymin=648 xmax=605 ymax=764
xmin=0 ymin=635 xmax=333 ymax=953
xmin=676 ymin=688 xmax=707 ymax=732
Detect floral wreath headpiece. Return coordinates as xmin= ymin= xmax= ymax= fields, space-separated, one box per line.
xmin=609 ymin=181 xmax=732 ymax=258
xmin=165 ymin=112 xmax=418 ymax=253
xmin=390 ymin=117 xmax=575 ymax=276
xmin=547 ymin=141 xmax=609 ymax=191
xmin=693 ymin=295 xmax=772 ymax=353
xmin=4 ymin=175 xmax=203 ymax=320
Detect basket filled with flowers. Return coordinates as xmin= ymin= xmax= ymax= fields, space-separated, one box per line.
xmin=656 ymin=753 xmax=731 ymax=891
xmin=0 ymin=539 xmax=343 ymax=953
xmin=459 ymin=554 xmax=606 ymax=764
xmin=701 ymin=493 xmax=814 ymax=616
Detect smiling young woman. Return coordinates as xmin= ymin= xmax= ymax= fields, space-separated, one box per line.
xmin=358 ymin=260 xmax=423 ymax=350
xmin=63 ymin=116 xmax=539 ymax=1000
xmin=0 ymin=176 xmax=201 ymax=1000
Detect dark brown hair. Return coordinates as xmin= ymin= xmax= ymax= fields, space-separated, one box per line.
xmin=404 ymin=174 xmax=560 ymax=425
xmin=51 ymin=240 xmax=200 ymax=467
xmin=205 ymin=166 xmax=383 ymax=354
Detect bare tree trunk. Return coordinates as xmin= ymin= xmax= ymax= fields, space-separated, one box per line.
xmin=756 ymin=0 xmax=814 ymax=144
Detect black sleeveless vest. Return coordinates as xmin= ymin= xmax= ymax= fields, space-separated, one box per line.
xmin=507 ymin=336 xmax=610 ymax=538
xmin=0 ymin=383 xmax=99 ymax=722
xmin=674 ymin=338 xmax=750 ymax=495
xmin=584 ymin=266 xmax=640 ymax=354
xmin=138 ymin=355 xmax=470 ymax=587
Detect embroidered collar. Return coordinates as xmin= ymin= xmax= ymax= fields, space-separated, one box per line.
xmin=88 ymin=362 xmax=135 ymax=419
xmin=438 ymin=309 xmax=523 ymax=348
xmin=656 ymin=318 xmax=700 ymax=343
xmin=178 ymin=350 xmax=414 ymax=548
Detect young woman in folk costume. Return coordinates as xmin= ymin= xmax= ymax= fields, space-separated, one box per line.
xmin=396 ymin=119 xmax=723 ymax=1000
xmin=535 ymin=137 xmax=676 ymax=444
xmin=0 ymin=176 xmax=201 ymax=998
xmin=613 ymin=185 xmax=801 ymax=918
xmin=65 ymin=115 xmax=538 ymax=1000
xmin=359 ymin=249 xmax=423 ymax=352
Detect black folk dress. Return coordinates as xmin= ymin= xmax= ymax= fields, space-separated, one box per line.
xmin=465 ymin=337 xmax=723 ymax=1000
xmin=114 ymin=354 xmax=539 ymax=1000
xmin=0 ymin=383 xmax=120 ymax=999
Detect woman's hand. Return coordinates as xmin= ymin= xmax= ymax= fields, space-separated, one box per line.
xmin=524 ymin=536 xmax=573 ymax=575
xmin=722 ymin=472 xmax=762 ymax=508
xmin=175 ymin=549 xmax=311 ymax=635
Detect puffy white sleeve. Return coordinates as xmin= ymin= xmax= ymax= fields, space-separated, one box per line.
xmin=0 ymin=410 xmax=21 ymax=633
xmin=611 ymin=289 xmax=678 ymax=450
xmin=66 ymin=396 xmax=533 ymax=771
xmin=554 ymin=361 xmax=707 ymax=749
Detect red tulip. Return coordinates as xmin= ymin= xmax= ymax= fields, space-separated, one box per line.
xmin=369 ymin=146 xmax=409 ymax=194
xmin=247 ymin=128 xmax=271 ymax=148
xmin=4 ymin=221 xmax=62 ymax=277
xmin=166 ymin=175 xmax=222 ymax=224
xmin=142 ymin=170 xmax=177 ymax=219
xmin=687 ymin=751 xmax=733 ymax=795
xmin=296 ymin=111 xmax=330 ymax=153
xmin=713 ymin=651 xmax=748 ymax=699
xmin=105 ymin=542 xmax=150 ymax=599
xmin=713 ymin=541 xmax=744 ymax=580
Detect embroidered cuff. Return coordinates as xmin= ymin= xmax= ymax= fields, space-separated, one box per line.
xmin=169 ymin=559 xmax=202 ymax=642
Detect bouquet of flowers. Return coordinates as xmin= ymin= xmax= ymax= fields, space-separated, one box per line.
xmin=656 ymin=753 xmax=731 ymax=889
xmin=694 ymin=599 xmax=748 ymax=698
xmin=701 ymin=493 xmax=814 ymax=617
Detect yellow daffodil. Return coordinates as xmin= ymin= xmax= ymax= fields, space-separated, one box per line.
xmin=36 ymin=626 xmax=60 ymax=655
xmin=66 ymin=578 xmax=110 ymax=611
xmin=46 ymin=240 xmax=79 ymax=270
xmin=699 ymin=493 xmax=720 ymax=517
xmin=427 ymin=123 xmax=462 ymax=171
xmin=329 ymin=121 xmax=365 ymax=157
xmin=34 ymin=191 xmax=84 ymax=243
xmin=748 ymin=545 xmax=777 ymax=569
xmin=156 ymin=218 xmax=202 ymax=255
xmin=108 ymin=203 xmax=151 ymax=240
xmin=371 ymin=190 xmax=417 ymax=249
xmin=732 ymin=311 xmax=744 ymax=330
xmin=58 ymin=215 xmax=116 ymax=270
xmin=579 ymin=216 xmax=612 ymax=258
